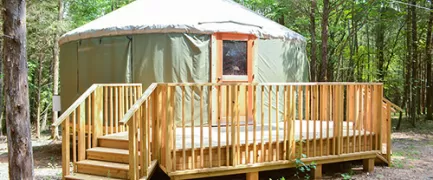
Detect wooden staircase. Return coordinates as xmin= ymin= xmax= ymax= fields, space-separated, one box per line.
xmin=65 ymin=133 xmax=132 ymax=179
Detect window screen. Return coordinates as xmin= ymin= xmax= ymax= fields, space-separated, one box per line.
xmin=223 ymin=40 xmax=247 ymax=75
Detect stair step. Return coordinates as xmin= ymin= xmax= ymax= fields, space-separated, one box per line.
xmin=87 ymin=147 xmax=129 ymax=163
xmin=76 ymin=160 xmax=129 ymax=179
xmin=65 ymin=173 xmax=123 ymax=180
xmin=98 ymin=132 xmax=129 ymax=150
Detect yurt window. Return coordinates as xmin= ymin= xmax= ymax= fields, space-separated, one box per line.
xmin=222 ymin=40 xmax=247 ymax=76
xmin=216 ymin=33 xmax=255 ymax=82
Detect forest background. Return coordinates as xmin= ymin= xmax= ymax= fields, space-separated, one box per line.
xmin=0 ymin=0 xmax=431 ymax=139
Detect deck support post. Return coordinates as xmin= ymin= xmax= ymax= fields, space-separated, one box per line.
xmin=92 ymin=87 xmax=104 ymax=147
xmin=311 ymin=164 xmax=322 ymax=179
xmin=363 ymin=158 xmax=375 ymax=172
xmin=246 ymin=171 xmax=259 ymax=180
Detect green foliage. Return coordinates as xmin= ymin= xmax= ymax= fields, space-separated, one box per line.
xmin=341 ymin=173 xmax=352 ymax=180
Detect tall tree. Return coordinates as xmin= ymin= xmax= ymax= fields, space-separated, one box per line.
xmin=2 ymin=0 xmax=34 ymax=179
xmin=426 ymin=1 xmax=433 ymax=120
xmin=410 ymin=0 xmax=418 ymax=125
xmin=52 ymin=0 xmax=63 ymax=139
xmin=376 ymin=7 xmax=385 ymax=81
xmin=309 ymin=0 xmax=317 ymax=82
xmin=320 ymin=0 xmax=329 ymax=82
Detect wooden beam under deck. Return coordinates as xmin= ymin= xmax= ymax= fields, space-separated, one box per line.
xmin=168 ymin=151 xmax=378 ymax=180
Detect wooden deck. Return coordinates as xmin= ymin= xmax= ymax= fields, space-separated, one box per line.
xmin=52 ymin=83 xmax=401 ymax=180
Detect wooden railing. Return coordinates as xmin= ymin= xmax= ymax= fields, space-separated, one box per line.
xmin=123 ymin=82 xmax=393 ymax=178
xmin=52 ymin=83 xmax=142 ymax=178
xmin=381 ymin=98 xmax=402 ymax=165
xmin=119 ymin=83 xmax=158 ymax=180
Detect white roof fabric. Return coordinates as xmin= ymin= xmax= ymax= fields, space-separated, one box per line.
xmin=59 ymin=0 xmax=306 ymax=45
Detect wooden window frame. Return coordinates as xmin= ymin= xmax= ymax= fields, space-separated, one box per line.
xmin=215 ymin=33 xmax=256 ymax=82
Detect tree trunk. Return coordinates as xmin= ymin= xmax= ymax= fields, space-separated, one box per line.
xmin=426 ymin=1 xmax=433 ymax=120
xmin=2 ymin=0 xmax=34 ymax=179
xmin=0 ymin=33 xmax=3 ymax=137
xmin=41 ymin=109 xmax=48 ymax=132
xmin=310 ymin=0 xmax=317 ymax=82
xmin=319 ymin=0 xmax=329 ymax=82
xmin=52 ymin=0 xmax=63 ymax=139
xmin=376 ymin=8 xmax=385 ymax=82
xmin=35 ymin=54 xmax=44 ymax=139
xmin=410 ymin=0 xmax=417 ymax=126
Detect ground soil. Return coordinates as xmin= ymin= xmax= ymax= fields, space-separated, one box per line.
xmin=0 ymin=119 xmax=431 ymax=180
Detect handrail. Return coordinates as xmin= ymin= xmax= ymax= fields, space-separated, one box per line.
xmin=383 ymin=98 xmax=403 ymax=112
xmin=119 ymin=83 xmax=158 ymax=125
xmin=164 ymin=82 xmax=384 ymax=86
xmin=51 ymin=84 xmax=98 ymax=127
xmin=51 ymin=83 xmax=143 ymax=127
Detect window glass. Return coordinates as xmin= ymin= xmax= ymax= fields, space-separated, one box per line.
xmin=223 ymin=40 xmax=247 ymax=75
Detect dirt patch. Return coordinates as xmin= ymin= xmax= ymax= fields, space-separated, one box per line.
xmin=346 ymin=120 xmax=433 ymax=180
xmin=0 ymin=134 xmax=62 ymax=180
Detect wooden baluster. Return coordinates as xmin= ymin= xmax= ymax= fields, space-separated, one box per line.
xmin=226 ymin=85 xmax=230 ymax=166
xmin=357 ymin=85 xmax=363 ymax=152
xmin=288 ymin=86 xmax=294 ymax=160
xmin=317 ymin=85 xmax=320 ymax=156
xmin=350 ymin=85 xmax=356 ymax=153
xmin=275 ymin=86 xmax=280 ymax=161
xmin=208 ymin=85 xmax=213 ymax=168
xmin=368 ymin=86 xmax=373 ymax=151
xmin=305 ymin=85 xmax=310 ymax=157
xmin=87 ymin=97 xmax=91 ymax=149
xmin=140 ymin=102 xmax=148 ymax=176
xmin=200 ymin=86 xmax=204 ymax=168
xmin=166 ymin=85 xmax=173 ymax=172
xmin=297 ymin=86 xmax=303 ymax=158
xmin=191 ymin=86 xmax=195 ymax=169
xmin=104 ymin=87 xmax=108 ymax=135
xmin=217 ymin=85 xmax=222 ymax=167
xmin=72 ymin=110 xmax=77 ymax=172
xmin=114 ymin=87 xmax=119 ymax=133
xmin=110 ymin=87 xmax=114 ymax=134
xmin=268 ymin=85 xmax=272 ymax=162
xmin=231 ymin=85 xmax=237 ymax=166
xmin=78 ymin=103 xmax=85 ymax=161
xmin=62 ymin=118 xmax=70 ymax=177
xmin=332 ymin=85 xmax=338 ymax=155
xmin=171 ymin=86 xmax=176 ymax=172
xmin=181 ymin=86 xmax=186 ymax=170
xmin=260 ymin=85 xmax=264 ymax=162
xmin=245 ymin=85 xmax=249 ymax=164
xmin=236 ymin=85 xmax=240 ymax=164
xmin=312 ymin=85 xmax=317 ymax=157
xmin=252 ymin=86 xmax=257 ymax=163
xmin=283 ymin=86 xmax=287 ymax=160
xmin=363 ymin=85 xmax=368 ymax=152
xmin=326 ymin=85 xmax=331 ymax=155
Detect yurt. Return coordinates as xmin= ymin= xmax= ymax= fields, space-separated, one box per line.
xmin=59 ymin=0 xmax=309 ymax=123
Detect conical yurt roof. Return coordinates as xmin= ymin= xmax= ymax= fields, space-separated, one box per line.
xmin=59 ymin=0 xmax=305 ymax=45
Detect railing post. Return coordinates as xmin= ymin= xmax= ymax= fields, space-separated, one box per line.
xmin=166 ymin=85 xmax=174 ymax=173
xmin=92 ymin=86 xmax=104 ymax=147
xmin=152 ymin=86 xmax=162 ymax=162
xmin=373 ymin=85 xmax=383 ymax=151
xmin=128 ymin=115 xmax=138 ymax=180
xmin=62 ymin=118 xmax=70 ymax=179
xmin=386 ymin=103 xmax=392 ymax=165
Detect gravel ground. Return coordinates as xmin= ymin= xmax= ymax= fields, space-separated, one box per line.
xmin=0 ymin=135 xmax=62 ymax=180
